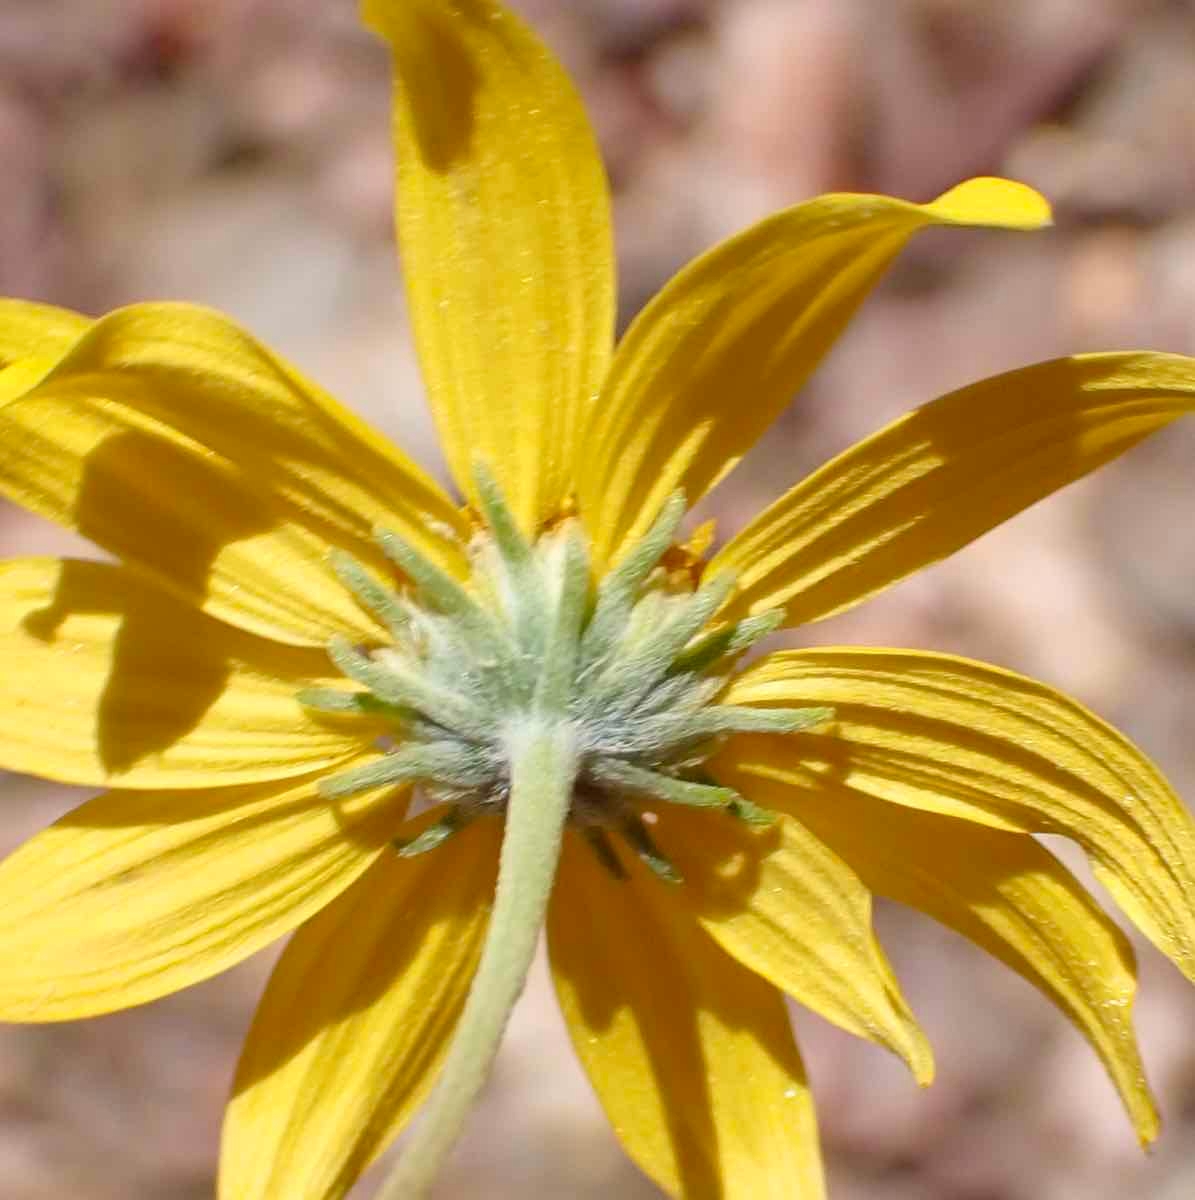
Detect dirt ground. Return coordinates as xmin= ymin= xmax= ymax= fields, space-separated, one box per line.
xmin=3 ymin=1 xmax=1195 ymax=1197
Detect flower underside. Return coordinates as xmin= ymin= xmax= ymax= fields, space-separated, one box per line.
xmin=301 ymin=468 xmax=831 ymax=883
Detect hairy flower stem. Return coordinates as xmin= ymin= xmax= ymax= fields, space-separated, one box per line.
xmin=377 ymin=721 xmax=578 ymax=1199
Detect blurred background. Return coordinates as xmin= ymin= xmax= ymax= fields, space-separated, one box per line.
xmin=3 ymin=0 xmax=1195 ymax=1196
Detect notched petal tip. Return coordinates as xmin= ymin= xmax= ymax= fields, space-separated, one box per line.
xmin=929 ymin=177 xmax=1053 ymax=230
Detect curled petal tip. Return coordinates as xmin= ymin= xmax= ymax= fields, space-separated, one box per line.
xmin=931 ymin=176 xmax=1053 ymax=230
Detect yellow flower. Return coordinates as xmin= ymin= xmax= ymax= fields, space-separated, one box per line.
xmin=1 ymin=1 xmax=1195 ymax=1197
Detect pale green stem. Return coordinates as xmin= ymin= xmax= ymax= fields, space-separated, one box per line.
xmin=376 ymin=720 xmax=578 ymax=1200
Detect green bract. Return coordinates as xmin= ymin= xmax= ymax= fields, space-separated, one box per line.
xmin=306 ymin=471 xmax=832 ymax=882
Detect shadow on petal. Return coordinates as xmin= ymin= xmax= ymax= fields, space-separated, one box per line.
xmin=22 ymin=431 xmax=333 ymax=777
xmin=390 ymin=4 xmax=482 ymax=172
xmin=24 ymin=429 xmax=277 ymax=774
xmin=221 ymin=815 xmax=503 ymax=1200
xmin=549 ymin=828 xmax=809 ymax=1199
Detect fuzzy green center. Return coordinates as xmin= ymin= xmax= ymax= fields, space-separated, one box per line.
xmin=300 ymin=469 xmax=829 ymax=882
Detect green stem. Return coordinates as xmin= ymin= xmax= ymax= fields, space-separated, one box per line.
xmin=376 ymin=720 xmax=577 ymax=1199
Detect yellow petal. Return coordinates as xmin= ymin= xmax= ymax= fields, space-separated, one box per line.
xmin=717 ymin=763 xmax=1160 ymax=1143
xmin=548 ymin=829 xmax=825 ymax=1200
xmin=0 ymin=557 xmax=365 ymax=787
xmin=220 ymin=812 xmax=500 ymax=1200
xmin=0 ymin=303 xmax=466 ymax=645
xmin=652 ymin=806 xmax=933 ymax=1084
xmin=0 ymin=766 xmax=408 ymax=1021
xmin=0 ymin=298 xmax=89 ymax=365
xmin=0 ymin=355 xmax=56 ymax=404
xmin=712 ymin=352 xmax=1195 ymax=626
xmin=721 ymin=648 xmax=1195 ymax=987
xmin=365 ymin=0 xmax=615 ymax=532
xmin=577 ymin=177 xmax=1050 ymax=565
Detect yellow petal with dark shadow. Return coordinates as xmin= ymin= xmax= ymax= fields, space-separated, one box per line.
xmin=722 ymin=648 xmax=1195 ymax=989
xmin=714 ymin=757 xmax=1161 ymax=1145
xmin=579 ymin=178 xmax=1050 ymax=567
xmin=0 ymin=766 xmax=408 ymax=1021
xmin=651 ymin=806 xmax=933 ymax=1085
xmin=549 ymin=828 xmax=825 ymax=1200
xmin=365 ymin=0 xmax=615 ymax=533
xmin=221 ymin=812 xmax=501 ymax=1200
xmin=0 ymin=557 xmax=365 ymax=787
xmin=0 ymin=303 xmax=466 ymax=645
xmin=712 ymin=353 xmax=1195 ymax=627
